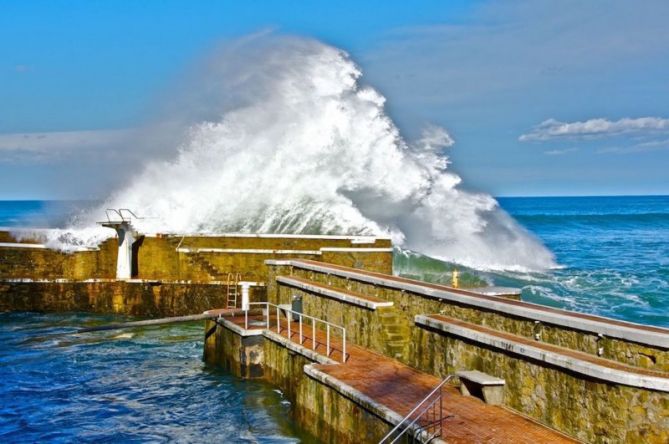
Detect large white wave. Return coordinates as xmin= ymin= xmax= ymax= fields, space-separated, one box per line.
xmin=47 ymin=36 xmax=556 ymax=271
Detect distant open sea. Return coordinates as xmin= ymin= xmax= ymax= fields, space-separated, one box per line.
xmin=495 ymin=195 xmax=669 ymax=328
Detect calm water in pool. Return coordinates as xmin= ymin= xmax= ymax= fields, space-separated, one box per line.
xmin=0 ymin=312 xmax=318 ymax=443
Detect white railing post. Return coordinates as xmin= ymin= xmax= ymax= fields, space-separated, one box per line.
xmin=299 ymin=315 xmax=303 ymax=344
xmin=244 ymin=308 xmax=248 ymax=330
xmin=342 ymin=328 xmax=346 ymax=363
xmin=287 ymin=309 xmax=291 ymax=339
xmin=312 ymin=321 xmax=316 ymax=350
xmin=326 ymin=325 xmax=330 ymax=357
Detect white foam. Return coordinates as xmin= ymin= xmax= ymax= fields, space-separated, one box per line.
xmin=46 ymin=36 xmax=556 ymax=271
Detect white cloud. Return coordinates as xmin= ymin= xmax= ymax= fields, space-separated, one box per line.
xmin=597 ymin=138 xmax=669 ymax=155
xmin=0 ymin=129 xmax=132 ymax=162
xmin=520 ymin=117 xmax=669 ymax=142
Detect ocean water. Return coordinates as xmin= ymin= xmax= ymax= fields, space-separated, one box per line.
xmin=390 ymin=195 xmax=669 ymax=328
xmin=0 ymin=312 xmax=315 ymax=443
xmin=495 ymin=195 xmax=669 ymax=328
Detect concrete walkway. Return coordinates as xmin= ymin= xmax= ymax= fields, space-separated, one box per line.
xmin=219 ymin=311 xmax=577 ymax=443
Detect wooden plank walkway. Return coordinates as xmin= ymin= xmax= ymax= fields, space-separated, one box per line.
xmin=218 ymin=312 xmax=577 ymax=443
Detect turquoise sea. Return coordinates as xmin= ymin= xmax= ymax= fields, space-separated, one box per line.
xmin=1 ymin=196 xmax=668 ymax=442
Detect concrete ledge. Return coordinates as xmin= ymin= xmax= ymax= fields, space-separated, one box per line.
xmin=263 ymin=330 xmax=337 ymax=364
xmin=215 ymin=316 xmax=264 ymax=337
xmin=0 ymin=278 xmax=248 ymax=286
xmin=0 ymin=242 xmax=47 ymax=249
xmin=304 ymin=364 xmax=403 ymax=425
xmin=469 ymin=286 xmax=521 ymax=299
xmin=277 ymin=276 xmax=393 ymax=310
xmin=166 ymin=233 xmax=391 ymax=241
xmin=282 ymin=260 xmax=669 ymax=348
xmin=320 ymin=247 xmax=395 ymax=253
xmin=178 ymin=248 xmax=322 ymax=255
xmin=304 ymin=365 xmax=445 ymax=444
xmin=416 ymin=314 xmax=669 ymax=392
xmin=265 ymin=259 xmax=293 ymax=266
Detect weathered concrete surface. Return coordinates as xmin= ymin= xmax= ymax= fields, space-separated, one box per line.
xmin=203 ymin=319 xmax=265 ymax=379
xmin=415 ymin=324 xmax=669 ymax=444
xmin=0 ymin=280 xmax=254 ymax=317
xmin=270 ymin=261 xmax=669 ymax=443
xmin=281 ymin=261 xmax=669 ymax=372
xmin=0 ymin=238 xmax=117 ymax=280
xmin=202 ymin=317 xmax=394 ymax=443
xmin=262 ymin=336 xmax=394 ymax=444
xmin=0 ymin=232 xmax=393 ymax=283
xmin=205 ymin=313 xmax=576 ymax=444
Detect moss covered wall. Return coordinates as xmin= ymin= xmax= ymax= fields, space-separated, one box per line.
xmin=0 ymin=281 xmax=237 ymax=316
xmin=414 ymin=326 xmax=669 ymax=444
xmin=263 ymin=338 xmax=393 ymax=444
xmin=271 ymin=265 xmax=669 ymax=443
xmin=0 ymin=239 xmax=117 ymax=280
xmin=287 ymin=266 xmax=669 ymax=373
xmin=274 ymin=284 xmax=411 ymax=360
xmin=202 ymin=319 xmax=395 ymax=443
xmin=0 ymin=233 xmax=392 ymax=282
xmin=203 ymin=320 xmax=265 ymax=379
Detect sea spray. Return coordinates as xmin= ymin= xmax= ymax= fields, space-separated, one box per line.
xmin=45 ymin=35 xmax=556 ymax=272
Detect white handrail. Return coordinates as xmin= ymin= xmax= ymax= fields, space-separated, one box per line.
xmin=379 ymin=375 xmax=452 ymax=444
xmin=244 ymin=301 xmax=347 ymax=363
xmin=105 ymin=208 xmax=144 ymax=223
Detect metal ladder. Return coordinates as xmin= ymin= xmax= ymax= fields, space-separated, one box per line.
xmin=226 ymin=273 xmax=241 ymax=309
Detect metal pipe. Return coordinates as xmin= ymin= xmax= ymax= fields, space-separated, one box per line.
xmin=76 ymin=313 xmax=216 ymax=333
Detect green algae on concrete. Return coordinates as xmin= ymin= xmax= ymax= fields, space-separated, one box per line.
xmin=202 ymin=318 xmax=395 ymax=444
xmin=283 ymin=264 xmax=669 ymax=372
xmin=413 ymin=326 xmax=669 ymax=444
xmin=270 ymin=262 xmax=669 ymax=443
xmin=0 ymin=280 xmax=248 ymax=317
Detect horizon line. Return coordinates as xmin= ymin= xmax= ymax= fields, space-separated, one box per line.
xmin=1 ymin=193 xmax=669 ymax=202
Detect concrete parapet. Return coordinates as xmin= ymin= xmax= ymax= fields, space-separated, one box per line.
xmin=275 ymin=259 xmax=669 ymax=372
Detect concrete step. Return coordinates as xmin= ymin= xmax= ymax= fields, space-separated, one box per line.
xmin=384 ymin=325 xmax=407 ymax=334
xmin=386 ymin=333 xmax=405 ymax=342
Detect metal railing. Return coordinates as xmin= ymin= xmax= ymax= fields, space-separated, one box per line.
xmin=105 ymin=208 xmax=141 ymax=223
xmin=243 ymin=301 xmax=347 ymax=363
xmin=379 ymin=375 xmax=453 ymax=444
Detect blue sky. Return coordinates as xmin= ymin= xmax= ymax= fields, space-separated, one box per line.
xmin=1 ymin=0 xmax=668 ymax=199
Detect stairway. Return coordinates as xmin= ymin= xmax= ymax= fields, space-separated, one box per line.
xmin=187 ymin=252 xmax=227 ymax=280
xmin=377 ymin=306 xmax=411 ymax=359
xmin=187 ymin=253 xmax=241 ymax=308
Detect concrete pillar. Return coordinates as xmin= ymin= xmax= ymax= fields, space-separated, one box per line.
xmin=101 ymin=221 xmax=139 ymax=280
xmin=240 ymin=282 xmax=251 ymax=311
